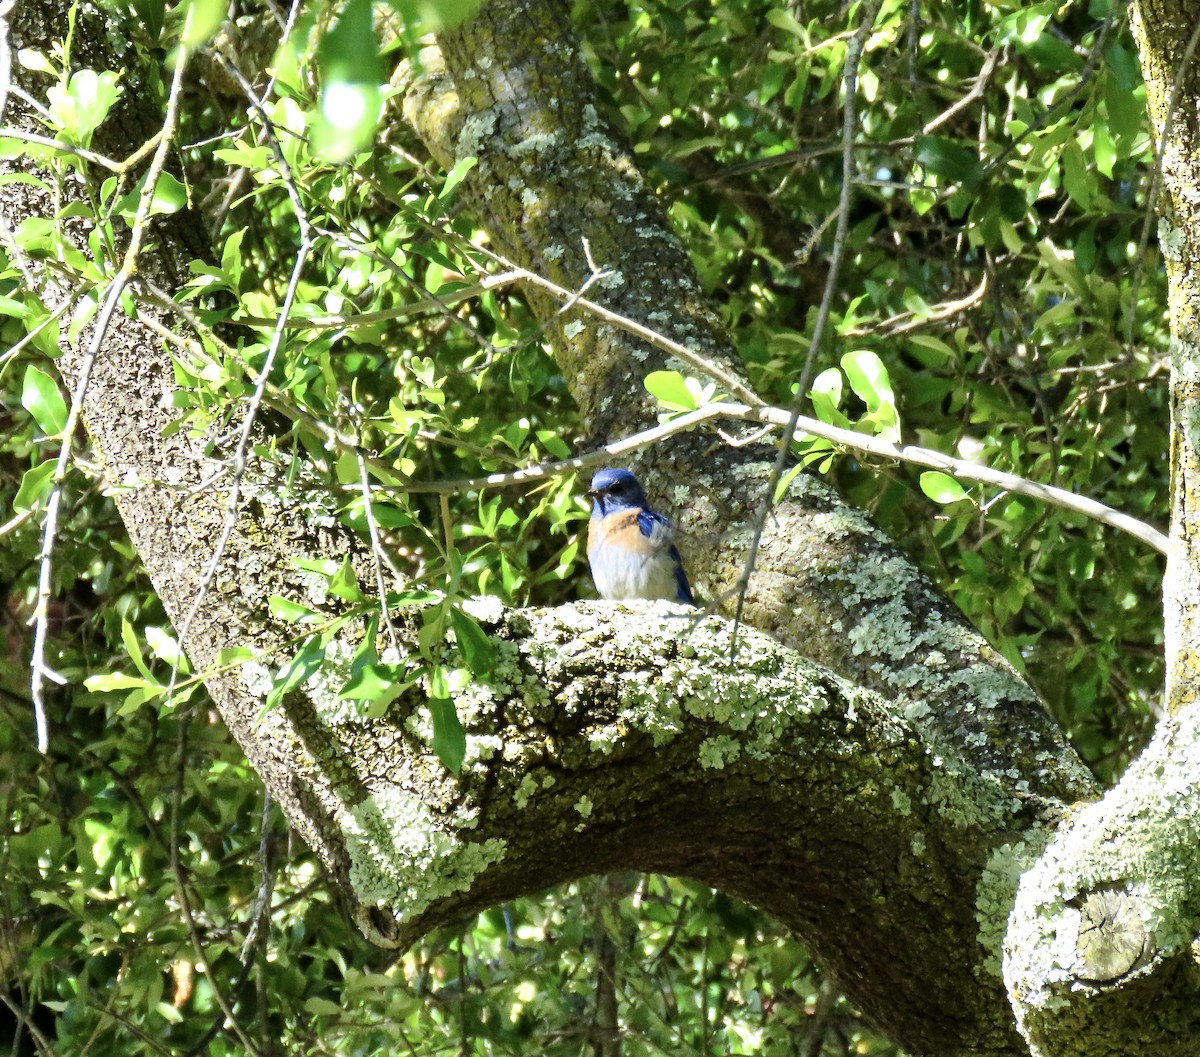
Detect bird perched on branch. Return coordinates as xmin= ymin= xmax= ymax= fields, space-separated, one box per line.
xmin=586 ymin=468 xmax=695 ymax=605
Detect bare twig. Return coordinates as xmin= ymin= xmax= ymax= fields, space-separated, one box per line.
xmin=111 ymin=280 xmax=1173 ymax=557
xmin=731 ymin=0 xmax=885 ymax=648
xmin=232 ymin=268 xmax=528 ymax=329
xmin=165 ymin=47 xmax=314 ymax=701
xmin=356 ymin=448 xmax=402 ymax=654
xmin=392 ymin=401 xmax=1169 ymax=555
xmin=843 ymin=274 xmax=988 ymax=338
xmin=29 ymin=37 xmax=196 ymax=753
xmin=469 ymin=245 xmax=765 ymax=409
xmin=0 ymin=126 xmax=126 ymax=170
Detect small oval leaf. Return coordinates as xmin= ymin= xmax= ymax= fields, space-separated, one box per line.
xmin=919 ymin=471 xmax=968 ymax=504
xmin=21 ymin=365 xmax=68 ymax=436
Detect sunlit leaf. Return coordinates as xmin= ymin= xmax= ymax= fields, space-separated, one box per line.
xmin=919 ymin=471 xmax=969 ymax=505
xmin=21 ymin=365 xmax=67 ymax=436
xmin=428 ymin=695 xmax=466 ymax=773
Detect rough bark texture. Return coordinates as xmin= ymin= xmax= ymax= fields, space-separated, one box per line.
xmin=1000 ymin=5 xmax=1200 ymax=1055
xmin=2 ymin=0 xmax=1153 ymax=1055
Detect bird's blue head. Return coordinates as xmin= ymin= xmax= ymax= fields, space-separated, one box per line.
xmin=588 ymin=468 xmax=649 ymax=517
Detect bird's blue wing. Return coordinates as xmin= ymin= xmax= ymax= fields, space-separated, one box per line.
xmin=668 ymin=543 xmax=695 ymax=605
xmin=636 ymin=511 xmax=695 ymax=605
xmin=635 ymin=509 xmax=671 ymax=539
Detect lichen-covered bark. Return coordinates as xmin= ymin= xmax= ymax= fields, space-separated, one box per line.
xmin=1001 ymin=5 xmax=1200 ymax=1055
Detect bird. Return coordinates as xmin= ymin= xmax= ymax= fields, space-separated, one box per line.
xmin=586 ymin=468 xmax=695 ymax=605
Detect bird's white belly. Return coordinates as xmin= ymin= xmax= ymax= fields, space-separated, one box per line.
xmin=591 ymin=548 xmax=678 ymax=601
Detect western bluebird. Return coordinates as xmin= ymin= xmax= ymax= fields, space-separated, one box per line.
xmin=586 ymin=468 xmax=695 ymax=605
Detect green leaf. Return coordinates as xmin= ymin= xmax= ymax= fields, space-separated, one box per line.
xmin=919 ymin=471 xmax=968 ymax=504
xmin=21 ymin=365 xmax=68 ymax=436
xmin=841 ymin=350 xmax=894 ymax=411
xmin=1104 ymin=41 xmax=1141 ymax=91
xmin=339 ymin=662 xmax=407 ymax=702
xmin=915 ymin=135 xmax=980 ymax=185
xmin=328 ymin=556 xmax=365 ymax=602
xmin=83 ymin=671 xmax=161 ymax=693
xmin=449 ymin=608 xmax=495 ymax=676
xmin=1061 ymin=141 xmax=1092 ymax=209
xmin=383 ymin=0 xmax=483 ymax=32
xmin=645 ymin=370 xmax=696 ymax=411
xmin=439 ymin=156 xmax=477 ymax=200
xmin=842 ymin=350 xmax=901 ymax=442
xmin=765 ymin=7 xmax=807 ymax=38
xmin=120 ymin=619 xmax=155 ymax=681
xmin=1093 ymin=116 xmax=1115 ymax=179
xmin=220 ymin=227 xmax=247 ymax=290
xmin=266 ymin=635 xmax=326 ymax=710
xmin=114 ymin=171 xmax=188 ymax=221
xmin=14 ymin=460 xmax=56 ymax=512
xmin=181 ymin=0 xmax=229 ymax=47
xmin=773 ymin=463 xmax=806 ymax=502
xmin=17 ymin=49 xmax=58 ymax=76
xmin=131 ymin=0 xmax=165 ymax=42
xmin=268 ymin=596 xmax=322 ymax=623
xmin=1104 ymin=76 xmax=1143 ymax=149
xmin=808 ymin=368 xmax=851 ymax=429
xmin=428 ymin=696 xmax=466 ymax=773
xmin=45 ymin=70 xmax=123 ymax=147
xmin=144 ymin=627 xmax=186 ymax=669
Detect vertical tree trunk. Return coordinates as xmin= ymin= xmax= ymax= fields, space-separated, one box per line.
xmin=1002 ymin=7 xmax=1200 ymax=1055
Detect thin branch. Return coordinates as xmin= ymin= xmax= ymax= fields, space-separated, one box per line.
xmin=356 ymin=448 xmax=402 ymax=654
xmin=0 ymin=126 xmax=126 ymax=170
xmin=732 ymin=0 xmax=884 ymax=647
xmin=98 ymin=285 xmax=1172 ymax=556
xmin=232 ymin=268 xmax=528 ymax=329
xmin=29 ymin=38 xmax=195 ymax=753
xmin=165 ymin=46 xmax=315 ymax=701
xmin=470 ymin=246 xmax=766 ymax=409
xmin=395 ymin=401 xmax=1169 ymax=556
xmin=843 ymin=274 xmax=988 ymax=338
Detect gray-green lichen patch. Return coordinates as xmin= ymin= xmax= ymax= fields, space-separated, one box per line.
xmin=1158 ymin=217 xmax=1185 ymax=262
xmin=977 ymin=832 xmax=1048 ymax=981
xmin=513 ymin=772 xmax=540 ymax=809
xmin=921 ymin=744 xmax=1019 ymax=832
xmin=698 ymin=734 xmax=742 ymax=770
xmin=523 ymin=600 xmax=848 ymax=767
xmin=240 ymin=658 xmax=275 ymax=698
xmin=340 ymin=786 xmax=506 ymax=921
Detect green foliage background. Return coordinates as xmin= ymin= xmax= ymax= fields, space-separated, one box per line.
xmin=0 ymin=0 xmax=1166 ymax=1053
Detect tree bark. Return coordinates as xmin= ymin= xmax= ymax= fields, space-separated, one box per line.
xmin=1001 ymin=4 xmax=1200 ymax=1055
